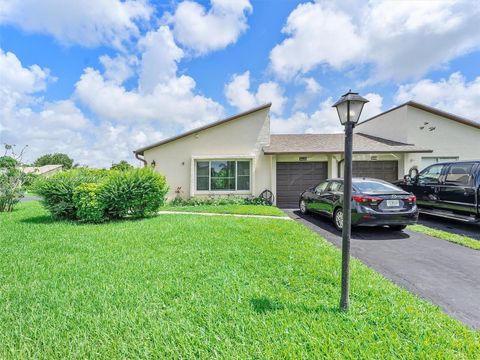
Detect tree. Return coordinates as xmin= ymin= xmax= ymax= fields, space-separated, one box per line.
xmin=111 ymin=160 xmax=133 ymax=171
xmin=0 ymin=156 xmax=18 ymax=169
xmin=0 ymin=144 xmax=27 ymax=212
xmin=34 ymin=153 xmax=74 ymax=169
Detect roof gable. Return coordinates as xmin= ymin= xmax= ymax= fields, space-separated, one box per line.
xmin=358 ymin=101 xmax=480 ymax=130
xmin=134 ymin=103 xmax=271 ymax=155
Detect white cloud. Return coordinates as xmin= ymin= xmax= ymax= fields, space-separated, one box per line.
xmin=0 ymin=76 xmax=162 ymax=167
xmin=75 ymin=67 xmax=223 ymax=128
xmin=270 ymin=2 xmax=365 ymax=79
xmin=395 ymin=72 xmax=480 ymax=123
xmin=0 ymin=48 xmax=50 ymax=97
xmin=272 ymin=93 xmax=383 ymax=134
xmin=293 ymin=76 xmax=322 ymax=110
xmin=170 ymin=0 xmax=252 ymax=55
xmin=0 ymin=0 xmax=152 ymax=48
xmin=270 ymin=1 xmax=480 ymax=81
xmin=99 ymin=54 xmax=135 ymax=85
xmin=138 ymin=26 xmax=184 ymax=93
xmin=224 ymin=71 xmax=286 ymax=115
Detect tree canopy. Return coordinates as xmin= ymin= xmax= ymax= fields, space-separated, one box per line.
xmin=111 ymin=160 xmax=133 ymax=171
xmin=34 ymin=153 xmax=74 ymax=169
xmin=0 ymin=156 xmax=18 ymax=169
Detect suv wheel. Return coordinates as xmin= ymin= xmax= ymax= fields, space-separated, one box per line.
xmin=390 ymin=225 xmax=407 ymax=231
xmin=299 ymin=199 xmax=307 ymax=214
xmin=333 ymin=208 xmax=344 ymax=231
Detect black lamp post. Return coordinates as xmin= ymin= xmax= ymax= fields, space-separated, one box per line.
xmin=332 ymin=90 xmax=369 ymax=311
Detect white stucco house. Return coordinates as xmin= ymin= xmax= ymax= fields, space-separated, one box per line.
xmin=133 ymin=101 xmax=480 ymax=207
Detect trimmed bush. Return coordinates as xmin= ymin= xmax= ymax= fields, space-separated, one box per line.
xmin=34 ymin=169 xmax=105 ymax=219
xmin=73 ymin=183 xmax=105 ymax=223
xmin=100 ymin=168 xmax=168 ymax=218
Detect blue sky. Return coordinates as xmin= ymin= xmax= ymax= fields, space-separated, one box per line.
xmin=1 ymin=0 xmax=480 ymax=167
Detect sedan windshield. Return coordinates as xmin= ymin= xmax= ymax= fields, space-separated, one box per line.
xmin=353 ymin=180 xmax=403 ymax=193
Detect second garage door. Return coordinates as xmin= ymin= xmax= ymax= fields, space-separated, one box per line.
xmin=352 ymin=161 xmax=398 ymax=182
xmin=276 ymin=162 xmax=328 ymax=208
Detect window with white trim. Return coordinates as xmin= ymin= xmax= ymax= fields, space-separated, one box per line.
xmin=196 ymin=160 xmax=251 ymax=192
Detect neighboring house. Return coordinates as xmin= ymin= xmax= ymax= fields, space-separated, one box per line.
xmin=22 ymin=164 xmax=63 ymax=177
xmin=133 ymin=102 xmax=480 ymax=208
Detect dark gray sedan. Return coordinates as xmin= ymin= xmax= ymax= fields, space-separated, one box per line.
xmin=299 ymin=178 xmax=419 ymax=231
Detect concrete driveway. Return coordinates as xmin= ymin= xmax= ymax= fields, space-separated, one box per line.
xmin=284 ymin=209 xmax=480 ymax=329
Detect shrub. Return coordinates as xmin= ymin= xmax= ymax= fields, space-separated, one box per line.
xmin=100 ymin=168 xmax=168 ymax=218
xmin=34 ymin=169 xmax=105 ymax=219
xmin=169 ymin=195 xmax=272 ymax=207
xmin=72 ymin=183 xmax=105 ymax=223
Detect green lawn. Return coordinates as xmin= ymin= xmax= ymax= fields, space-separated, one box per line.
xmin=0 ymin=202 xmax=478 ymax=359
xmin=409 ymin=224 xmax=480 ymax=250
xmin=160 ymin=204 xmax=287 ymax=216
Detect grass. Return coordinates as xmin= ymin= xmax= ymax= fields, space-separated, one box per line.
xmin=409 ymin=224 xmax=480 ymax=250
xmin=0 ymin=201 xmax=478 ymax=359
xmin=160 ymin=204 xmax=287 ymax=216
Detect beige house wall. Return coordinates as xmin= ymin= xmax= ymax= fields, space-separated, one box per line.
xmin=143 ymin=108 xmax=272 ymax=200
xmin=403 ymin=106 xmax=480 ymax=171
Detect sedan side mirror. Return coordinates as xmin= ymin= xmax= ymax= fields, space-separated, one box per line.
xmin=404 ymin=174 xmax=412 ymax=183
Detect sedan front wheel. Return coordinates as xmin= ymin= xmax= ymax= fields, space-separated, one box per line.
xmin=333 ymin=208 xmax=344 ymax=231
xmin=299 ymin=199 xmax=307 ymax=214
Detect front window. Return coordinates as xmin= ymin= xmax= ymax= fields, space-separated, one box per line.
xmin=196 ymin=160 xmax=251 ymax=192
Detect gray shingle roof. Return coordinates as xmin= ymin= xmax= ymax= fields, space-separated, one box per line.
xmin=263 ymin=133 xmax=432 ymax=154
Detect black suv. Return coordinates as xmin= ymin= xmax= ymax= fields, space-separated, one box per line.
xmin=397 ymin=161 xmax=480 ymax=223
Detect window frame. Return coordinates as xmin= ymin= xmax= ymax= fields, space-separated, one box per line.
xmin=195 ymin=159 xmax=252 ymax=194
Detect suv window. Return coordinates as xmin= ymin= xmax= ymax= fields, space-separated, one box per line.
xmin=315 ymin=182 xmax=328 ymax=193
xmin=417 ymin=164 xmax=444 ymax=184
xmin=445 ymin=163 xmax=474 ymax=186
xmin=328 ymin=181 xmax=344 ymax=192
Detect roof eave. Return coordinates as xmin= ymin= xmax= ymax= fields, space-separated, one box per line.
xmin=263 ymin=149 xmax=433 ymax=155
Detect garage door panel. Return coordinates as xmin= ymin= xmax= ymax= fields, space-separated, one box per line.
xmin=276 ymin=162 xmax=328 ymax=208
xmin=352 ymin=161 xmax=398 ymax=182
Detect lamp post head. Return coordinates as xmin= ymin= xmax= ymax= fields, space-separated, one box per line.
xmin=332 ymin=90 xmax=369 ymax=126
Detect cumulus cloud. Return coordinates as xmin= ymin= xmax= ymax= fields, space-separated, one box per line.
xmin=75 ymin=68 xmax=223 ymax=128
xmin=169 ymin=0 xmax=252 ymax=55
xmin=0 ymin=0 xmax=152 ymax=48
xmin=293 ymin=76 xmax=322 ymax=110
xmin=0 ymin=50 xmax=171 ymax=167
xmin=0 ymin=48 xmax=50 ymax=99
xmin=270 ymin=1 xmax=480 ymax=81
xmin=138 ymin=26 xmax=184 ymax=93
xmin=99 ymin=54 xmax=136 ymax=85
xmin=272 ymin=93 xmax=383 ymax=134
xmin=395 ymin=72 xmax=480 ymax=123
xmin=270 ymin=2 xmax=365 ymax=79
xmin=224 ymin=71 xmax=286 ymax=115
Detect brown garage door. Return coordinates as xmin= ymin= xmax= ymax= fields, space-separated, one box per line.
xmin=352 ymin=161 xmax=398 ymax=182
xmin=276 ymin=162 xmax=328 ymax=208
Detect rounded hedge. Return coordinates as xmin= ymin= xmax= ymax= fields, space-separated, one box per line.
xmin=100 ymin=168 xmax=168 ymax=219
xmin=34 ymin=169 xmax=104 ymax=219
xmin=35 ymin=167 xmax=168 ymax=222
